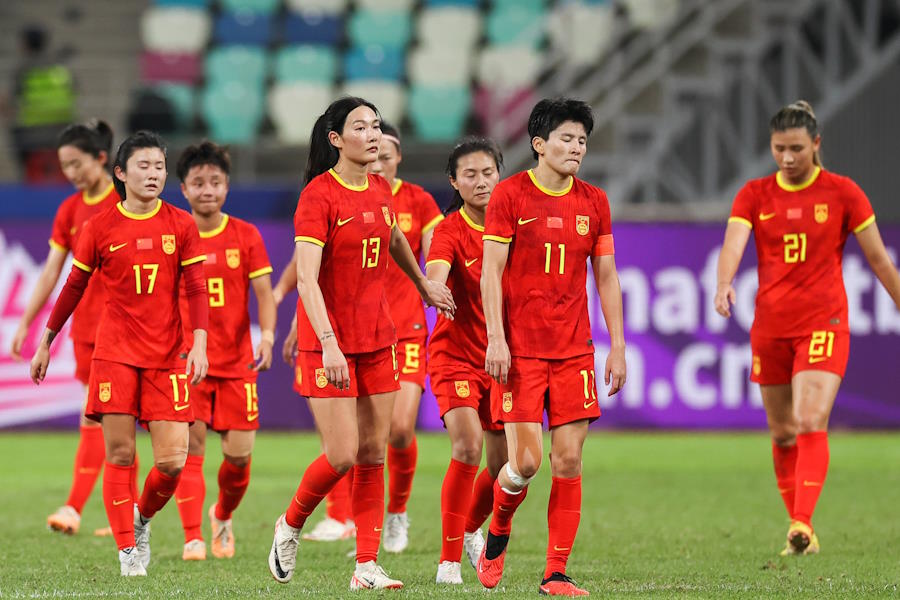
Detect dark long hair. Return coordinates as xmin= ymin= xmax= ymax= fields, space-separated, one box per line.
xmin=769 ymin=100 xmax=821 ymax=167
xmin=112 ymin=130 xmax=167 ymax=200
xmin=444 ymin=136 xmax=504 ymax=215
xmin=58 ymin=119 xmax=114 ymax=167
xmin=304 ymin=96 xmax=379 ymax=184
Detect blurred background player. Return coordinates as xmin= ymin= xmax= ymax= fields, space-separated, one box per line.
xmin=173 ymin=141 xmax=276 ymax=561
xmin=425 ymin=137 xmax=507 ymax=585
xmin=30 ymin=130 xmax=209 ymax=576
xmin=10 ymin=119 xmax=125 ymax=537
xmin=266 ymin=97 xmax=454 ymax=591
xmin=479 ymin=98 xmax=626 ymax=596
xmin=715 ymin=100 xmax=900 ymax=556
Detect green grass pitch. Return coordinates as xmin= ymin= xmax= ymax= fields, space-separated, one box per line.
xmin=1 ymin=431 xmax=899 ymax=598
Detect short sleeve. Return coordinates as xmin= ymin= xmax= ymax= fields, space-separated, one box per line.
xmin=49 ymin=200 xmax=72 ymax=253
xmin=483 ymin=183 xmax=515 ymax=244
xmin=246 ymin=223 xmax=273 ymax=279
xmin=591 ymin=189 xmax=615 ymax=257
xmin=71 ymin=218 xmax=98 ymax=273
xmin=294 ymin=186 xmax=331 ymax=247
xmin=419 ymin=190 xmax=443 ymax=234
xmin=728 ymin=183 xmax=756 ymax=229
xmin=179 ymin=214 xmax=206 ymax=267
xmin=844 ymin=178 xmax=875 ymax=234
xmin=425 ymin=219 xmax=455 ymax=269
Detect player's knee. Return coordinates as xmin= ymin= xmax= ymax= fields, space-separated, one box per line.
xmin=505 ymin=463 xmax=536 ymax=488
xmin=514 ymin=451 xmax=541 ymax=479
xmin=224 ymin=453 xmax=251 ymax=468
xmin=187 ymin=436 xmax=205 ymax=456
xmin=325 ymin=449 xmax=357 ymax=474
xmin=105 ymin=439 xmax=135 ymax=465
xmin=154 ymin=447 xmax=188 ymax=476
xmin=450 ymin=436 xmax=482 ymax=465
xmin=355 ymin=441 xmax=385 ymax=466
xmin=796 ymin=413 xmax=827 ymax=434
xmin=388 ymin=424 xmax=415 ymax=448
xmin=549 ymin=452 xmax=582 ymax=477
xmin=155 ymin=460 xmax=183 ymax=478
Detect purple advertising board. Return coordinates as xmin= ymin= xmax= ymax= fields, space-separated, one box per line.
xmin=2 ymin=220 xmax=899 ymax=430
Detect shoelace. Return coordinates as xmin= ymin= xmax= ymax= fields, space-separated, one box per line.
xmin=212 ymin=519 xmax=232 ymax=546
xmin=544 ymin=572 xmax=578 ymax=586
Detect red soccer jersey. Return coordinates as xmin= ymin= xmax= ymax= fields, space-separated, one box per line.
xmin=729 ymin=167 xmax=875 ymax=337
xmin=179 ymin=214 xmax=273 ymax=378
xmin=426 ymin=207 xmax=488 ymax=367
xmin=483 ymin=170 xmax=615 ymax=359
xmin=383 ymin=179 xmax=443 ymax=340
xmin=49 ymin=182 xmax=119 ymax=343
xmin=72 ymin=199 xmax=206 ymax=369
xmin=293 ymin=169 xmax=397 ymax=354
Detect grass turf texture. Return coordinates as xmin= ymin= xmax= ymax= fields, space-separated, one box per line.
xmin=0 ymin=432 xmax=899 ymax=598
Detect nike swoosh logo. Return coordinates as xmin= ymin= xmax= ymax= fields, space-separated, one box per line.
xmin=374 ymin=527 xmax=383 ymax=532
xmin=584 ymin=401 xmax=596 ymax=409
xmin=517 ymin=217 xmax=538 ymax=225
xmin=759 ymin=212 xmax=776 ymax=221
xmin=247 ymin=413 xmax=259 ymax=422
xmin=109 ymin=242 xmax=128 ymax=252
xmin=553 ymin=545 xmax=570 ymax=551
xmin=174 ymin=403 xmax=190 ymax=411
xmin=445 ymin=536 xmax=462 ymax=542
xmin=337 ymin=216 xmax=354 ymax=226
xmin=465 ymin=258 xmax=478 ymax=267
xmin=78 ymin=468 xmax=99 ymax=474
xmin=803 ymin=480 xmax=822 ymax=487
xmin=498 ymin=506 xmax=509 ymax=512
xmin=112 ymin=498 xmax=130 ymax=506
xmin=808 ymin=357 xmax=828 ymax=364
xmin=176 ymin=496 xmax=194 ymax=504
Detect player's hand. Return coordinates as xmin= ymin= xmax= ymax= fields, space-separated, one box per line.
xmin=485 ymin=336 xmax=511 ymax=384
xmin=714 ymin=282 xmax=736 ymax=318
xmin=30 ymin=344 xmax=50 ymax=385
xmin=10 ymin=323 xmax=28 ymax=361
xmin=418 ymin=278 xmax=456 ymax=319
xmin=186 ymin=339 xmax=209 ymax=385
xmin=254 ymin=339 xmax=273 ymax=372
xmin=605 ymin=346 xmax=626 ymax=396
xmin=282 ymin=326 xmax=298 ymax=365
xmin=321 ymin=340 xmax=350 ymax=390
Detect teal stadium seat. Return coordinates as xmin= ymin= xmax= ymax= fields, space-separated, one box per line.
xmin=154 ymin=0 xmax=211 ymax=6
xmin=202 ymin=81 xmax=264 ymax=143
xmin=486 ymin=5 xmax=544 ymax=47
xmin=492 ymin=0 xmax=545 ymax=9
xmin=408 ymin=85 xmax=471 ymax=141
xmin=153 ymin=83 xmax=195 ymax=127
xmin=348 ymin=10 xmax=412 ymax=49
xmin=205 ymin=46 xmax=268 ymax=86
xmin=220 ymin=0 xmax=280 ymax=14
xmin=274 ymin=46 xmax=337 ymax=83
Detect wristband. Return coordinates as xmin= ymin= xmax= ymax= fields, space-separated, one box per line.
xmin=261 ymin=330 xmax=275 ymax=345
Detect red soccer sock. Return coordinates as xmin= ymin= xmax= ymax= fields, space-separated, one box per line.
xmin=138 ymin=466 xmax=180 ymax=520
xmin=284 ymin=454 xmax=345 ymax=530
xmin=488 ymin=479 xmax=529 ymax=537
xmin=545 ymin=476 xmax=582 ymax=578
xmin=65 ymin=426 xmax=105 ymax=513
xmin=102 ymin=461 xmax=135 ymax=550
xmin=465 ymin=468 xmax=496 ymax=533
xmin=215 ymin=458 xmax=251 ymax=521
xmin=440 ymin=459 xmax=478 ymax=562
xmin=793 ymin=431 xmax=829 ymax=527
xmin=325 ymin=468 xmax=353 ymax=523
xmin=175 ymin=454 xmax=205 ymax=543
xmin=130 ymin=454 xmax=140 ymax=500
xmin=387 ymin=436 xmax=417 ymax=514
xmin=772 ymin=442 xmax=798 ymax=518
xmin=352 ymin=463 xmax=385 ymax=564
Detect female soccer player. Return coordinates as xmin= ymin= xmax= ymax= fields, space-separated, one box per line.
xmin=266 ymin=97 xmax=454 ymax=591
xmin=31 ymin=130 xmax=210 ymax=577
xmin=10 ymin=119 xmax=123 ymax=536
xmin=173 ymin=141 xmax=276 ymax=561
xmin=715 ymin=100 xmax=900 ymax=556
xmin=425 ymin=137 xmax=508 ymax=585
xmin=479 ymin=98 xmax=626 ymax=596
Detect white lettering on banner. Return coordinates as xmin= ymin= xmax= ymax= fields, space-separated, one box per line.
xmin=651 ymin=268 xmax=698 ymax=334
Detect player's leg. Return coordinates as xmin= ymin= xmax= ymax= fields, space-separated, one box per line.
xmin=101 ymin=413 xmax=142 ymax=575
xmin=463 ymin=429 xmax=506 ymax=568
xmin=302 ymin=404 xmax=355 ymax=542
xmin=209 ymin=429 xmax=255 ymax=558
xmin=175 ymin=420 xmax=207 ymax=560
xmin=761 ymin=384 xmax=796 ymax=520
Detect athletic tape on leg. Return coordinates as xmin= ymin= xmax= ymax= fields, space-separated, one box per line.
xmin=505 ymin=463 xmax=534 ymax=490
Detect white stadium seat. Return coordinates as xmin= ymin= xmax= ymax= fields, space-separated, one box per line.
xmin=355 ymin=0 xmax=414 ymax=11
xmin=268 ymin=82 xmax=334 ymax=144
xmin=621 ymin=0 xmax=680 ymax=29
xmin=476 ymin=45 xmax=542 ymax=91
xmin=284 ymin=0 xmax=347 ymax=15
xmin=547 ymin=3 xmax=615 ymax=66
xmin=417 ymin=7 xmax=481 ymax=50
xmin=407 ymin=46 xmax=473 ymax=87
xmin=341 ymin=80 xmax=406 ymax=126
xmin=141 ymin=7 xmax=211 ymax=54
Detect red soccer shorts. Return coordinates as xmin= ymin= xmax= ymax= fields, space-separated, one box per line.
xmin=190 ymin=374 xmax=259 ymax=431
xmin=397 ymin=336 xmax=427 ymax=388
xmin=491 ymin=354 xmax=601 ymax=428
xmin=86 ymin=358 xmax=194 ymax=424
xmin=73 ymin=340 xmax=94 ymax=385
xmin=295 ymin=345 xmax=400 ymax=398
xmin=750 ymin=329 xmax=850 ymax=385
xmin=430 ymin=360 xmax=502 ymax=432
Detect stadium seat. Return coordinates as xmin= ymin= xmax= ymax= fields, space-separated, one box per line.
xmin=407 ymin=47 xmax=472 ymax=86
xmin=140 ymin=51 xmax=203 ymax=84
xmin=202 ymin=81 xmax=264 ymax=143
xmin=268 ymin=82 xmax=333 ymax=144
xmin=355 ymin=0 xmax=414 ymax=10
xmin=416 ymin=7 xmax=481 ymax=50
xmin=348 ymin=10 xmax=412 ymax=49
xmin=220 ymin=0 xmax=280 ymax=14
xmin=274 ymin=45 xmax=337 ymax=83
xmin=285 ymin=0 xmax=347 ymax=14
xmin=341 ymin=81 xmax=406 ymax=125
xmin=474 ymin=85 xmax=536 ymax=141
xmin=486 ymin=5 xmax=545 ymax=47
xmin=493 ymin=0 xmax=545 ymax=9
xmin=621 ymin=0 xmax=680 ymax=29
xmin=477 ymin=45 xmax=542 ymax=91
xmin=283 ymin=12 xmax=343 ymax=45
xmin=141 ymin=7 xmax=211 ymax=54
xmin=153 ymin=83 xmax=196 ymax=128
xmin=215 ymin=12 xmax=273 ymax=46
xmin=344 ymin=46 xmax=404 ymax=81
xmin=547 ymin=3 xmax=615 ymax=66
xmin=408 ymin=85 xmax=471 ymax=141
xmin=423 ymin=0 xmax=479 ymax=6
xmin=154 ymin=0 xmax=211 ymax=6
xmin=205 ymin=46 xmax=268 ymax=86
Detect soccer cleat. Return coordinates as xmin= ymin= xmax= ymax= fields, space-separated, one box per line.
xmin=435 ymin=561 xmax=463 ymax=585
xmin=464 ymin=529 xmax=485 ymax=570
xmin=209 ymin=504 xmax=235 ymax=558
xmin=133 ymin=505 xmax=151 ymax=569
xmin=93 ymin=526 xmax=113 ymax=537
xmin=182 ymin=538 xmax=206 ymax=561
xmin=47 ymin=505 xmax=80 ymax=535
xmin=382 ymin=512 xmax=409 ymax=553
xmin=268 ymin=514 xmax=300 ymax=583
xmin=301 ymin=517 xmax=356 ymax=542
xmin=476 ymin=546 xmax=506 ymax=589
xmin=119 ymin=547 xmax=147 ymax=577
xmin=539 ymin=572 xmax=589 ymax=596
xmin=349 ymin=561 xmax=403 ymax=590
xmin=786 ymin=520 xmax=816 ymax=555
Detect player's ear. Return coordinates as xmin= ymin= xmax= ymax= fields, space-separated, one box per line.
xmin=180 ymin=183 xmax=188 ymax=200
xmin=531 ymin=136 xmax=544 ymax=156
xmin=328 ymin=130 xmax=343 ymax=150
xmin=114 ymin=165 xmax=127 ymax=183
xmin=448 ymin=175 xmax=459 ymax=191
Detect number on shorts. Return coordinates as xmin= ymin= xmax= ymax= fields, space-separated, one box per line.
xmin=808 ymin=330 xmax=835 ymax=360
xmin=168 ymin=373 xmax=190 ymax=411
xmin=579 ymin=369 xmax=597 ymax=400
xmin=401 ymin=343 xmax=420 ymax=374
xmin=243 ymin=382 xmax=258 ymax=417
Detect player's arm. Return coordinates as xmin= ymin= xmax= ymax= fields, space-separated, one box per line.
xmin=424 ymin=260 xmax=451 ymax=286
xmin=250 ymin=273 xmax=276 ymax=371
xmin=592 ymin=254 xmax=626 ymax=396
xmin=421 ymin=227 xmax=435 ymax=262
xmin=856 ymin=222 xmax=900 ymax=309
xmin=272 ymin=253 xmax=298 ymax=305
xmin=481 ymin=240 xmax=510 ymax=383
xmin=11 ymin=245 xmax=67 ymax=360
xmin=715 ymin=221 xmax=752 ymax=318
xmin=388 ymin=226 xmax=455 ymax=317
xmin=282 ymin=312 xmax=298 ymax=365
xmin=182 ymin=260 xmax=209 ymax=385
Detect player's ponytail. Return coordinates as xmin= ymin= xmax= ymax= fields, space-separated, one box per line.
xmin=444 ymin=136 xmax=504 ymax=216
xmin=112 ymin=130 xmax=167 ymax=200
xmin=770 ymin=100 xmax=822 ymax=167
xmin=304 ymin=96 xmax=380 ymax=185
xmin=58 ymin=118 xmax=114 ymax=167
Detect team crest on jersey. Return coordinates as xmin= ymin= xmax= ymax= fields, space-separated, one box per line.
xmin=814 ymin=204 xmax=828 ymax=224
xmin=753 ymin=356 xmax=761 ymax=376
xmin=315 ymin=368 xmax=328 ymax=388
xmin=502 ymin=391 xmax=513 ymax=413
xmin=99 ymin=382 xmax=111 ymax=403
xmin=226 ymin=248 xmax=240 ymax=269
xmin=576 ymin=215 xmax=589 ymax=236
xmin=454 ymin=380 xmax=470 ymax=398
xmin=382 ymin=206 xmax=392 ymax=227
xmin=398 ymin=212 xmax=413 ymax=233
xmin=161 ymin=234 xmax=176 ymax=255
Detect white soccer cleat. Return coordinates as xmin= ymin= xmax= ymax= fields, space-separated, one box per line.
xmin=47 ymin=505 xmax=81 ymax=535
xmin=435 ymin=560 xmax=463 ymax=585
xmin=119 ymin=547 xmax=147 ymax=576
xmin=463 ymin=529 xmax=485 ymax=569
xmin=182 ymin=538 xmax=206 ymax=561
xmin=349 ymin=560 xmax=403 ymax=590
xmin=382 ymin=512 xmax=409 ymax=553
xmin=268 ymin=514 xmax=300 ymax=583
xmin=301 ymin=517 xmax=355 ymax=542
xmin=132 ymin=505 xmax=151 ymax=569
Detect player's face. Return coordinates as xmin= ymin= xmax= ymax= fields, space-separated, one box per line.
xmin=116 ymin=147 xmax=166 ymax=203
xmin=181 ymin=164 xmax=229 ymax=217
xmin=771 ymin=128 xmax=820 ymax=183
xmin=535 ymin=120 xmax=587 ymax=177
xmin=450 ymin=151 xmax=499 ymax=212
xmin=58 ymin=145 xmax=106 ymax=192
xmin=369 ymin=139 xmax=400 ymax=183
xmin=330 ymin=105 xmax=382 ymax=166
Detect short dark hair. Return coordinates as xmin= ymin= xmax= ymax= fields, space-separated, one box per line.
xmin=527 ymin=98 xmax=594 ymax=160
xmin=176 ymin=140 xmax=231 ymax=182
xmin=58 ymin=119 xmax=113 ymax=166
xmin=113 ymin=130 xmax=167 ymax=200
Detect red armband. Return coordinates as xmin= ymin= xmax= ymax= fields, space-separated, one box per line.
xmin=47 ymin=266 xmax=91 ymax=332
xmin=183 ymin=261 xmax=209 ymax=331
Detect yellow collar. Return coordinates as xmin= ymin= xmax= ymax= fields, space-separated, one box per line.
xmin=117 ymin=199 xmax=162 ymax=220
xmin=83 ymin=181 xmax=115 ymax=205
xmin=329 ymin=169 xmax=368 ymax=191
xmin=459 ymin=207 xmax=484 ymax=232
xmin=199 ymin=213 xmax=229 ymax=238
xmin=776 ymin=166 xmax=821 ymax=192
xmin=527 ymin=169 xmax=573 ymax=197
xmin=391 ymin=178 xmax=403 ymax=196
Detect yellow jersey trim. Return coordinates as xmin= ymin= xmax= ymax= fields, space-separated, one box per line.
xmin=425 ymin=258 xmax=452 ymax=269
xmin=117 ymin=199 xmax=162 ymax=220
xmin=295 ymin=235 xmax=325 ymax=247
xmin=459 ymin=207 xmax=484 ymax=232
xmin=392 ymin=178 xmax=403 ymax=196
xmin=249 ymin=265 xmax=274 ymax=279
xmin=180 ymin=254 xmax=207 ymax=267
xmin=329 ymin=169 xmax=368 ymax=191
xmin=83 ymin=182 xmax=115 ymax=205
xmin=483 ymin=234 xmax=512 ymax=244
xmin=72 ymin=258 xmax=93 ymax=273
xmin=422 ymin=214 xmax=444 ymax=233
xmin=199 ymin=214 xmax=229 ymax=238
xmin=48 ymin=239 xmax=68 ymax=253
xmin=776 ymin=166 xmax=821 ymax=192
xmin=527 ymin=169 xmax=573 ymax=197
xmin=728 ymin=216 xmax=753 ymax=229
xmin=853 ymin=214 xmax=876 ymax=234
